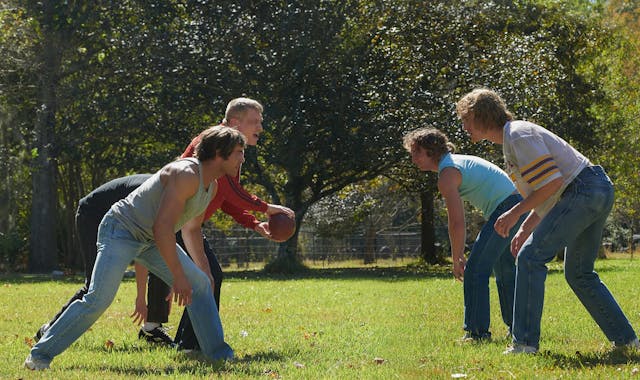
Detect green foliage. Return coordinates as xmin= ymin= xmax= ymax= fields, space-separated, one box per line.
xmin=588 ymin=0 xmax=640 ymax=241
xmin=305 ymin=177 xmax=419 ymax=238
xmin=1 ymin=0 xmax=638 ymax=271
xmin=0 ymin=230 xmax=28 ymax=272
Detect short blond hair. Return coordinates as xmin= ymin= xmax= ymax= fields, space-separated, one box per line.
xmin=456 ymin=88 xmax=513 ymax=131
xmin=222 ymin=97 xmax=263 ymax=124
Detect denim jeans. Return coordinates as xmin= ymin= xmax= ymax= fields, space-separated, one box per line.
xmin=464 ymin=193 xmax=524 ymax=337
xmin=30 ymin=213 xmax=234 ymax=365
xmin=512 ymin=166 xmax=637 ymax=349
xmin=174 ymin=230 xmax=224 ymax=350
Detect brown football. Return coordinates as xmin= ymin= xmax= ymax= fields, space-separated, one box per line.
xmin=268 ymin=213 xmax=296 ymax=241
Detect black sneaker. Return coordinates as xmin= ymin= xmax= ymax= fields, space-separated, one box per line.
xmin=34 ymin=323 xmax=49 ymax=342
xmin=138 ymin=326 xmax=174 ymax=346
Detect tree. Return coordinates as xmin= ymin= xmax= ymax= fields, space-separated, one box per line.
xmin=592 ymin=0 xmax=640 ymax=251
xmin=364 ymin=0 xmax=610 ymax=264
xmin=208 ymin=0 xmax=411 ymax=271
xmin=304 ymin=177 xmax=420 ymax=264
xmin=0 ymin=4 xmax=33 ymax=270
xmin=0 ymin=0 xmax=624 ymax=273
xmin=1 ymin=1 xmax=69 ymax=272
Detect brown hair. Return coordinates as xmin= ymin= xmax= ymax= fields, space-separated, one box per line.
xmin=195 ymin=126 xmax=246 ymax=161
xmin=456 ymin=88 xmax=513 ymax=131
xmin=403 ymin=127 xmax=455 ymax=160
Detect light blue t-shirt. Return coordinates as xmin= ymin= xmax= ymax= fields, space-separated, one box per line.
xmin=438 ymin=153 xmax=516 ymax=219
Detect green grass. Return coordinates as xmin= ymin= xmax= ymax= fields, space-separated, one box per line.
xmin=2 ymin=257 xmax=640 ymax=379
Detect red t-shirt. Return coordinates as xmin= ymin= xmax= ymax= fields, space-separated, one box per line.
xmin=181 ymin=133 xmax=268 ymax=229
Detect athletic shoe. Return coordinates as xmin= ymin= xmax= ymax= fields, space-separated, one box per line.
xmin=614 ymin=337 xmax=640 ymax=351
xmin=503 ymin=344 xmax=538 ymax=354
xmin=34 ymin=323 xmax=49 ymax=342
xmin=24 ymin=354 xmax=49 ymax=370
xmin=459 ymin=332 xmax=491 ymax=343
xmin=138 ymin=325 xmax=174 ymax=346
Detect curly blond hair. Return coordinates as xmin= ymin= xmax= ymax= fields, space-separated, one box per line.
xmin=456 ymin=88 xmax=513 ymax=131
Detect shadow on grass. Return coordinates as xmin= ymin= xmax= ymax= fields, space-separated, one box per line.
xmin=64 ymin=362 xmax=226 ymax=376
xmin=63 ymin=349 xmax=290 ymax=377
xmin=539 ymin=348 xmax=640 ymax=368
xmin=3 ymin=256 xmax=634 ymax=284
xmin=1 ymin=264 xmax=453 ymax=284
xmin=0 ymin=273 xmax=87 ymax=284
xmin=224 ymin=264 xmax=452 ymax=282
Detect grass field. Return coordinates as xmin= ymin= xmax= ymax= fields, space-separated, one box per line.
xmin=2 ymin=256 xmax=640 ymax=379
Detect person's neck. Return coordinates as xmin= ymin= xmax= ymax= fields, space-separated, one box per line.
xmin=429 ymin=154 xmax=445 ymax=172
xmin=199 ymin=159 xmax=224 ymax=185
xmin=485 ymin=127 xmax=504 ymax=144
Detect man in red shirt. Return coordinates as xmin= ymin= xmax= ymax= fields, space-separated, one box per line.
xmin=133 ymin=98 xmax=294 ymax=350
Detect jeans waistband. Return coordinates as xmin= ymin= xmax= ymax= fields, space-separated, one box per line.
xmin=563 ymin=165 xmax=608 ymax=195
xmin=495 ymin=193 xmax=522 ymax=213
xmin=576 ymin=165 xmax=605 ymax=179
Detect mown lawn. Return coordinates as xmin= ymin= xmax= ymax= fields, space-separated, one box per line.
xmin=2 ymin=256 xmax=639 ymax=379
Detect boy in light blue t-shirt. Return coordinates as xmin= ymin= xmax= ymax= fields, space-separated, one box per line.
xmin=404 ymin=127 xmax=525 ymax=342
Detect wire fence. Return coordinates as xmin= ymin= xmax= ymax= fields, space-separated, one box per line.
xmin=202 ymin=225 xmax=424 ymax=269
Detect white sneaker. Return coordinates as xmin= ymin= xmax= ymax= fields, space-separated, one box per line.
xmin=503 ymin=344 xmax=538 ymax=354
xmin=618 ymin=337 xmax=640 ymax=350
xmin=24 ymin=354 xmax=49 ymax=370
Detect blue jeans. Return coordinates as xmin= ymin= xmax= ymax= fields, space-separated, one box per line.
xmin=464 ymin=193 xmax=524 ymax=337
xmin=512 ymin=166 xmax=637 ymax=349
xmin=30 ymin=213 xmax=234 ymax=365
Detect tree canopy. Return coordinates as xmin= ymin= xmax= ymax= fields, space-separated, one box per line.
xmin=1 ymin=0 xmax=637 ymax=272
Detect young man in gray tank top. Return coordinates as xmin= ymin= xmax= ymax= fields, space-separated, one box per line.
xmin=25 ymin=126 xmax=245 ymax=370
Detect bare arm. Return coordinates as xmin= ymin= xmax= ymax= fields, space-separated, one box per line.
xmin=180 ymin=211 xmax=215 ymax=290
xmin=152 ymin=164 xmax=199 ymax=306
xmin=130 ymin=262 xmax=148 ymax=325
xmin=494 ymin=177 xmax=563 ymax=238
xmin=438 ymin=168 xmax=466 ymax=281
xmin=510 ymin=211 xmax=542 ymax=256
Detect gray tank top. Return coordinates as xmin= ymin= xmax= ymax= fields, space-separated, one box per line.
xmin=110 ymin=158 xmax=215 ymax=241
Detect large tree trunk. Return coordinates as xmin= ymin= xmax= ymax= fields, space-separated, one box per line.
xmin=363 ymin=225 xmax=376 ymax=264
xmin=58 ymin=161 xmax=84 ymax=270
xmin=29 ymin=94 xmax=58 ymax=272
xmin=28 ymin=3 xmax=60 ymax=273
xmin=420 ymin=190 xmax=438 ymax=264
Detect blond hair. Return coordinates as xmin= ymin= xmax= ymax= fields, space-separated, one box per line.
xmin=222 ymin=97 xmax=263 ymax=124
xmin=456 ymin=88 xmax=513 ymax=131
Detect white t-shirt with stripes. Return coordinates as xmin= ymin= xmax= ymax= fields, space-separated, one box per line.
xmin=502 ymin=120 xmax=590 ymax=218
